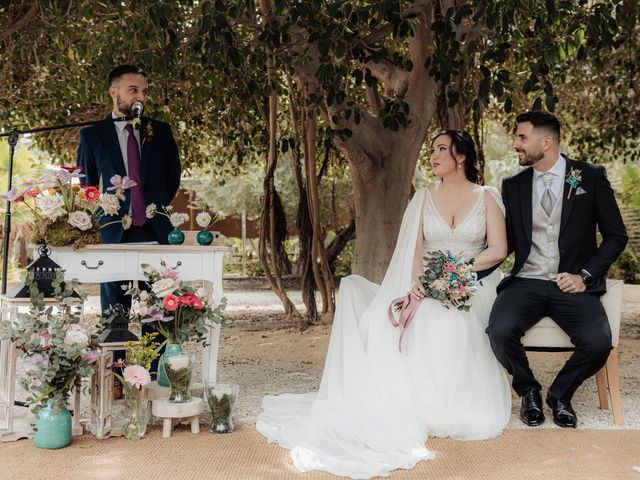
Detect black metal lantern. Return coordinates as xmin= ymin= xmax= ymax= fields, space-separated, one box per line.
xmin=103 ymin=303 xmax=138 ymax=343
xmin=6 ymin=244 xmax=64 ymax=298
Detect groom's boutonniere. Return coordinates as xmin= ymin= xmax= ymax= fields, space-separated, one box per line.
xmin=565 ymin=168 xmax=582 ymax=199
xmin=142 ymin=122 xmax=154 ymax=146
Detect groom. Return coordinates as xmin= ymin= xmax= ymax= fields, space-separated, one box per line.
xmin=77 ymin=64 xmax=181 ymax=315
xmin=487 ymin=111 xmax=627 ymax=428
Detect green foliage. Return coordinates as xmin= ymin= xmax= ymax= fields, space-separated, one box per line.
xmin=621 ymin=164 xmax=640 ymax=213
xmin=611 ymin=248 xmax=639 ymax=284
xmin=0 ymin=272 xmax=100 ymax=413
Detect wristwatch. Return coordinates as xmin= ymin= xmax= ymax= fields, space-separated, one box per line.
xmin=579 ymin=269 xmax=594 ymax=287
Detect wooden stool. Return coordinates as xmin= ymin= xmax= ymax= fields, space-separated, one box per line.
xmin=142 ymin=381 xmax=204 ymax=425
xmin=152 ymin=397 xmax=203 ymax=438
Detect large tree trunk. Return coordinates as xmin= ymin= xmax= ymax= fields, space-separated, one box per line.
xmin=348 ymin=144 xmax=419 ymax=283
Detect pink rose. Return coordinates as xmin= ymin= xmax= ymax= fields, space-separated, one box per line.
xmin=443 ymin=262 xmax=457 ymax=273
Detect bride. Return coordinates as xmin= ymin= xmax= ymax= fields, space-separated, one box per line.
xmin=257 ymin=130 xmax=512 ymax=479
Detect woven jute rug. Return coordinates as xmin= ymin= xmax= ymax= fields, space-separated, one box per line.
xmin=1 ymin=426 xmax=639 ymax=480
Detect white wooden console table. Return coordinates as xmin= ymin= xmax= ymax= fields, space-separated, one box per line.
xmin=47 ymin=244 xmax=228 ymax=383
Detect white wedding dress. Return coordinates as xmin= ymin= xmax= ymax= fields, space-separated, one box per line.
xmin=257 ymin=187 xmax=511 ymax=479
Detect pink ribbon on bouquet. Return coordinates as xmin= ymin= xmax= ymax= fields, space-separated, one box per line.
xmin=387 ymin=294 xmax=423 ymax=352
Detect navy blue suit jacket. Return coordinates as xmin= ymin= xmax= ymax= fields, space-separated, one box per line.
xmin=76 ymin=115 xmax=181 ymax=244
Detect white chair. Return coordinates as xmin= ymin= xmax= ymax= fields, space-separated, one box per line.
xmin=521 ymin=279 xmax=624 ymax=426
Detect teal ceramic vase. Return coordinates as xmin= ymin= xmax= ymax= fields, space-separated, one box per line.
xmin=196 ymin=229 xmax=213 ymax=246
xmin=33 ymin=400 xmax=72 ymax=449
xmin=168 ymin=227 xmax=185 ymax=245
xmin=157 ymin=343 xmax=182 ymax=387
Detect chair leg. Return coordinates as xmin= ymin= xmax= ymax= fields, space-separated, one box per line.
xmin=605 ymin=348 xmax=624 ymax=427
xmin=595 ymin=366 xmax=609 ymax=410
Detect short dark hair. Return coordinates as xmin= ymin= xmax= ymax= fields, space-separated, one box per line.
xmin=107 ymin=65 xmax=147 ymax=86
xmin=516 ymin=110 xmax=560 ymax=141
xmin=433 ymin=130 xmax=482 ymax=184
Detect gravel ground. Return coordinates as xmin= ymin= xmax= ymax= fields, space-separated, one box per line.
xmin=12 ymin=289 xmax=640 ymax=432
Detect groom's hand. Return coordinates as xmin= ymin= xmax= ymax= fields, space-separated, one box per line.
xmin=556 ymin=272 xmax=586 ymax=293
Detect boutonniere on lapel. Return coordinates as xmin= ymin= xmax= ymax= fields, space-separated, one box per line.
xmin=565 ymin=168 xmax=582 ymax=199
xmin=141 ymin=122 xmax=154 ymax=146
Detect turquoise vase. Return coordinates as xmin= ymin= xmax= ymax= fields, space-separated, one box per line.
xmin=168 ymin=227 xmax=185 ymax=245
xmin=157 ymin=343 xmax=182 ymax=387
xmin=33 ymin=400 xmax=72 ymax=449
xmin=196 ymin=229 xmax=214 ymax=246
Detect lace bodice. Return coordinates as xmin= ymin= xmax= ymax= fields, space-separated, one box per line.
xmin=422 ymin=187 xmax=487 ymax=261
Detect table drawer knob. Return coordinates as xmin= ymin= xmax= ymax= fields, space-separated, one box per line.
xmin=81 ymin=260 xmax=104 ymax=270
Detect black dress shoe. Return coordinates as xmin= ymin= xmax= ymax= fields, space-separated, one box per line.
xmin=546 ymin=392 xmax=577 ymax=428
xmin=520 ymin=388 xmax=545 ymax=426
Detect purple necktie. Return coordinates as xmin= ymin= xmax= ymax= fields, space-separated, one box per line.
xmin=125 ymin=123 xmax=146 ymax=226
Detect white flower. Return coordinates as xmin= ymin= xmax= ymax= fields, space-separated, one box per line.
xmin=122 ymin=214 xmax=132 ymax=230
xmin=36 ymin=194 xmax=66 ymax=220
xmin=196 ymin=287 xmax=211 ymax=302
xmin=64 ymin=329 xmax=89 ymax=347
xmin=169 ymin=212 xmax=189 ymax=227
xmin=196 ymin=211 xmax=212 ymax=228
xmin=139 ymin=290 xmax=150 ymax=303
xmin=146 ymin=203 xmax=157 ymax=219
xmin=151 ymin=278 xmax=179 ymax=298
xmin=67 ymin=210 xmax=93 ymax=231
xmin=99 ymin=193 xmax=120 ymax=216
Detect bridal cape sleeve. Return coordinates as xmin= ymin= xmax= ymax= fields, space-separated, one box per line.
xmin=257 ymin=188 xmax=434 ymax=479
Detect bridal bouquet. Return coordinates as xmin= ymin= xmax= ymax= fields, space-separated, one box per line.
xmin=389 ymin=250 xmax=477 ymax=351
xmin=416 ymin=250 xmax=478 ymax=311
xmin=0 ymin=167 xmax=136 ymax=249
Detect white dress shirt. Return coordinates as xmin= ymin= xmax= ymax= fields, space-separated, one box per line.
xmin=532 ymin=154 xmax=565 ymax=202
xmin=112 ymin=112 xmax=141 ymax=177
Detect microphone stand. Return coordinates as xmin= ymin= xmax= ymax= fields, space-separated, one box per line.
xmin=0 ymin=115 xmax=132 ymax=294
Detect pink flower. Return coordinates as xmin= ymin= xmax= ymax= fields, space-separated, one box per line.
xmin=123 ymin=364 xmax=151 ymax=389
xmin=163 ymin=294 xmax=179 ymax=311
xmin=84 ymin=186 xmax=100 ymax=202
xmin=191 ymin=298 xmax=203 ymax=309
xmin=178 ymin=292 xmax=196 ymax=306
xmin=162 ymin=268 xmax=178 ymax=280
xmin=443 ymin=262 xmax=457 ymax=273
xmin=82 ymin=350 xmax=101 ymax=364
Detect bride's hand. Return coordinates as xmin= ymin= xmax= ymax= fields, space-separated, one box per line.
xmin=410 ymin=283 xmax=426 ymax=301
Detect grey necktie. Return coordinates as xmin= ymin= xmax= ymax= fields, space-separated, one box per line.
xmin=540 ymin=172 xmax=556 ymax=217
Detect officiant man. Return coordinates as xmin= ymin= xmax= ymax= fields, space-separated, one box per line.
xmin=76 ymin=64 xmax=181 ymax=315
xmin=488 ymin=111 xmax=627 ymax=428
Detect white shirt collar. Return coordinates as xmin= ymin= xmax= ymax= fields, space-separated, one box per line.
xmin=533 ymin=154 xmax=565 ymax=181
xmin=111 ymin=112 xmax=131 ymax=133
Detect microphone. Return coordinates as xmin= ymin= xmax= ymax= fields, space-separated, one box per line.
xmin=131 ymin=101 xmax=144 ymax=129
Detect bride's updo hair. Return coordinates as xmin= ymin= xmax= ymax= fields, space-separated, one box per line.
xmin=434 ymin=130 xmax=482 ymax=184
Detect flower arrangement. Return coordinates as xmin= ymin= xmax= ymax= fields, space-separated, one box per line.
xmin=191 ymin=200 xmax=225 ymax=230
xmin=127 ymin=262 xmax=227 ymax=345
xmin=112 ymin=332 xmax=160 ymax=398
xmin=111 ymin=333 xmax=160 ymax=440
xmin=0 ymin=273 xmax=100 ymax=413
xmin=144 ymin=203 xmax=189 ymax=229
xmin=0 ymin=167 xmax=136 ymax=249
xmin=415 ymin=250 xmax=478 ymax=311
xmin=565 ymin=167 xmax=582 ymax=199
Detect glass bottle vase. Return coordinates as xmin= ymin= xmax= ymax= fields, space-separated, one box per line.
xmin=165 ymin=352 xmax=196 ymax=403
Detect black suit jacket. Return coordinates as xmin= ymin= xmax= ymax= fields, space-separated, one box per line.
xmin=76 ymin=115 xmax=181 ymax=244
xmin=497 ymin=155 xmax=627 ymax=295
